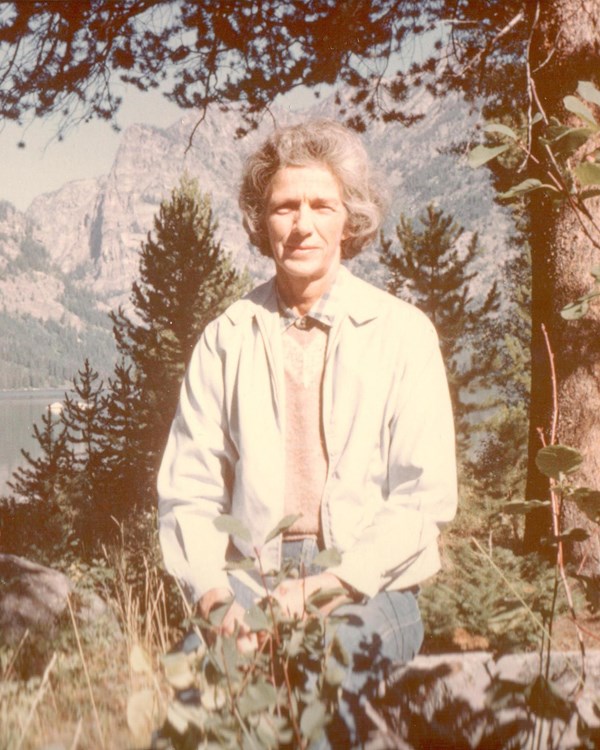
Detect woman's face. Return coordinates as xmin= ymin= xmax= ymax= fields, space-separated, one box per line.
xmin=265 ymin=163 xmax=347 ymax=288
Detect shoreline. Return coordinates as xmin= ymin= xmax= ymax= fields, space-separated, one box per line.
xmin=0 ymin=387 xmax=71 ymax=402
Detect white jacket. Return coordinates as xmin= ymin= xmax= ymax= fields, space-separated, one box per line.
xmin=158 ymin=267 xmax=457 ymax=601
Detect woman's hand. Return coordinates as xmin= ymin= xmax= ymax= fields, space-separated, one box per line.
xmin=197 ymin=587 xmax=257 ymax=652
xmin=271 ymin=572 xmax=350 ymax=619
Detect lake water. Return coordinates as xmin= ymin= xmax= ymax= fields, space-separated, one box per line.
xmin=0 ymin=389 xmax=68 ymax=495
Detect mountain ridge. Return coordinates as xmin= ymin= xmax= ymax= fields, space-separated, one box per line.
xmin=0 ymin=91 xmax=513 ymax=389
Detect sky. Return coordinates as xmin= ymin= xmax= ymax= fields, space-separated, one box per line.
xmin=0 ymin=82 xmax=324 ymax=213
xmin=1 ymin=85 xmax=191 ymax=212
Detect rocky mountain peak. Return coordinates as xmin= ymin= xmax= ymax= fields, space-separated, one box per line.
xmin=0 ymin=91 xmax=513 ymax=388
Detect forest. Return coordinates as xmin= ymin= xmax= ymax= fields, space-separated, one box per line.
xmin=0 ymin=228 xmax=116 ymax=389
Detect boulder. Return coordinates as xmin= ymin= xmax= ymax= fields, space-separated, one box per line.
xmin=0 ymin=553 xmax=116 ymax=645
xmin=0 ymin=553 xmax=73 ymax=643
xmin=369 ymin=650 xmax=600 ymax=749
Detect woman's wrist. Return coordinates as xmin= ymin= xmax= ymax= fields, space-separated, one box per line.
xmin=197 ymin=586 xmax=233 ymax=619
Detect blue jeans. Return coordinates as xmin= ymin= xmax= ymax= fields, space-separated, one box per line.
xmin=231 ymin=538 xmax=424 ymax=748
xmin=322 ymin=589 xmax=422 ymax=747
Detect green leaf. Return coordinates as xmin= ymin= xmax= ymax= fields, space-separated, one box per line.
xmin=244 ymin=604 xmax=270 ymax=632
xmin=549 ymin=127 xmax=594 ymax=157
xmin=574 ymin=162 xmax=600 ymax=186
xmin=208 ymin=600 xmax=233 ymax=628
xmin=127 ymin=689 xmax=157 ymax=739
xmin=312 ymin=548 xmax=342 ymax=569
xmin=307 ymin=586 xmax=347 ymax=609
xmin=500 ymin=499 xmax=551 ymax=515
xmin=300 ymin=700 xmax=328 ymax=739
xmin=214 ymin=514 xmax=252 ymax=543
xmin=162 ymin=652 xmax=195 ymax=690
xmin=237 ymin=680 xmax=277 ymax=718
xmin=330 ymin=635 xmax=350 ymax=667
xmin=535 ymin=445 xmax=583 ymax=479
xmin=284 ymin=628 xmax=305 ymax=658
xmin=324 ymin=661 xmax=346 ymax=686
xmin=570 ymin=487 xmax=600 ymax=523
xmin=166 ymin=702 xmax=196 ymax=735
xmin=487 ymin=601 xmax=525 ymax=623
xmin=223 ymin=556 xmax=256 ymax=572
xmin=167 ymin=699 xmax=207 ymax=734
xmin=577 ymin=80 xmax=600 ymax=108
xmin=563 ymin=95 xmax=598 ymax=127
xmin=255 ymin=714 xmax=279 ymax=749
xmin=483 ymin=123 xmax=518 ymax=140
xmin=498 ymin=178 xmax=557 ymax=200
xmin=200 ymin=684 xmax=227 ymax=711
xmin=560 ymin=296 xmax=591 ymax=320
xmin=221 ymin=633 xmax=240 ymax=677
xmin=468 ymin=143 xmax=509 ymax=168
xmin=130 ymin=643 xmax=152 ymax=674
xmin=561 ymin=290 xmax=600 ymax=320
xmin=545 ymin=122 xmax=570 ymax=141
xmin=264 ymin=514 xmax=302 ymax=543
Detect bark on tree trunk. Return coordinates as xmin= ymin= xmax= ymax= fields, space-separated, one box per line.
xmin=523 ymin=0 xmax=600 ymax=580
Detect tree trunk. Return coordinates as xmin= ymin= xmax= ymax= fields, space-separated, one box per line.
xmin=524 ymin=0 xmax=600 ymax=580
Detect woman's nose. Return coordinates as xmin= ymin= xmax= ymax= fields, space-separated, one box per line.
xmin=293 ymin=203 xmax=313 ymax=234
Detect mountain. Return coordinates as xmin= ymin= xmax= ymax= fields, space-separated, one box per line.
xmin=0 ymin=91 xmax=514 ymax=389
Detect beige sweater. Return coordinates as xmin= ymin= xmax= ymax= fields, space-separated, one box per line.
xmin=282 ymin=321 xmax=328 ymax=537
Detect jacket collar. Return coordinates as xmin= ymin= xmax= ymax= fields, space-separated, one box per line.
xmin=224 ymin=266 xmax=382 ymax=327
xmin=336 ymin=266 xmax=381 ymax=325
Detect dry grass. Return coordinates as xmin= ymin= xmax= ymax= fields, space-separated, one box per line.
xmin=0 ymin=550 xmax=182 ymax=750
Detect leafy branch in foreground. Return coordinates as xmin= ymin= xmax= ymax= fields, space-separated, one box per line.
xmin=148 ymin=516 xmax=349 ymax=750
xmin=469 ymin=79 xmax=600 ymax=319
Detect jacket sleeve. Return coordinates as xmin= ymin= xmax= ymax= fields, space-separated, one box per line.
xmin=157 ymin=322 xmax=236 ymax=603
xmin=332 ymin=316 xmax=458 ymax=597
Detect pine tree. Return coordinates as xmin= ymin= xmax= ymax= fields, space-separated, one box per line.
xmin=111 ymin=175 xmax=251 ymax=492
xmin=8 ymin=405 xmax=71 ymax=506
xmin=4 ymin=178 xmax=252 ymax=560
xmin=99 ymin=359 xmax=145 ymax=518
xmin=380 ymin=204 xmax=501 ymax=450
xmin=469 ymin=248 xmax=531 ymax=501
xmin=5 ymin=404 xmax=74 ymax=556
xmin=60 ymin=358 xmax=116 ymax=548
xmin=62 ymin=359 xmax=108 ymax=477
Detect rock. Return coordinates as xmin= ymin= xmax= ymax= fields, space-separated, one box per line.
xmin=0 ymin=553 xmax=119 ymax=645
xmin=369 ymin=650 xmax=600 ymax=749
xmin=0 ymin=553 xmax=73 ymax=644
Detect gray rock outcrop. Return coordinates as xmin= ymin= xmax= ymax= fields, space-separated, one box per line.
xmin=0 ymin=553 xmax=72 ymax=643
xmin=370 ymin=650 xmax=600 ymax=749
xmin=0 ymin=553 xmax=114 ymax=645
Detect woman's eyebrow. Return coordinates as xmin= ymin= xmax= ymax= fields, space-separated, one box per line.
xmin=269 ymin=196 xmax=300 ymax=209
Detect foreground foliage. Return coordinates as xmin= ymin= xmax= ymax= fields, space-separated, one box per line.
xmin=154 ymin=525 xmax=349 ymax=750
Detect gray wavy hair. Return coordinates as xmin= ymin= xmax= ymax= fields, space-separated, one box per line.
xmin=238 ymin=120 xmax=386 ymax=259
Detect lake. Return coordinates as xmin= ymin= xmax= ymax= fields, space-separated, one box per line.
xmin=0 ymin=389 xmax=68 ymax=495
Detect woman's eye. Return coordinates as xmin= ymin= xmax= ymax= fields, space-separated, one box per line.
xmin=272 ymin=203 xmax=295 ymax=214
